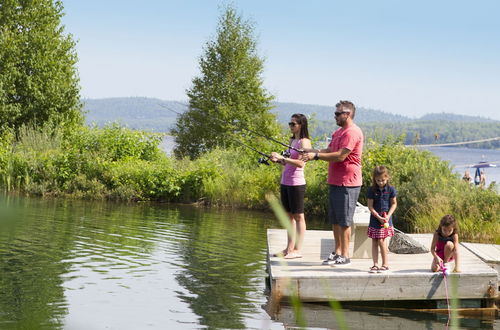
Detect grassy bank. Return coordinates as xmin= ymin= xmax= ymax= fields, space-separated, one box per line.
xmin=0 ymin=125 xmax=498 ymax=243
xmin=360 ymin=139 xmax=499 ymax=243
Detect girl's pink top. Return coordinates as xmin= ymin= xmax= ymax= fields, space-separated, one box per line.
xmin=281 ymin=139 xmax=306 ymax=186
xmin=435 ymin=232 xmax=455 ymax=261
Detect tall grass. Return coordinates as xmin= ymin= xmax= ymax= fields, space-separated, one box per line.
xmin=360 ymin=139 xmax=499 ymax=243
xmin=0 ymin=125 xmax=498 ymax=242
xmin=201 ymin=151 xmax=280 ymax=208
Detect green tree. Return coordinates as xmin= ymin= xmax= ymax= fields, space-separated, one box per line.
xmin=173 ymin=6 xmax=279 ymax=159
xmin=0 ymin=0 xmax=82 ymax=132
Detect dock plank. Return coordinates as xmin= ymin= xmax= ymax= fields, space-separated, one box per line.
xmin=267 ymin=229 xmax=498 ymax=302
xmin=461 ymin=242 xmax=500 ymax=281
xmin=461 ymin=242 xmax=500 ymax=264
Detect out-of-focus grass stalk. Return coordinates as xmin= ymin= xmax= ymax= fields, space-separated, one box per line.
xmin=289 ymin=287 xmax=306 ymax=328
xmin=449 ymin=275 xmax=459 ymax=329
xmin=266 ymin=193 xmax=303 ymax=326
xmin=321 ymin=279 xmax=348 ymax=330
xmin=266 ymin=192 xmax=295 ymax=239
xmin=266 ymin=192 xmax=348 ymax=329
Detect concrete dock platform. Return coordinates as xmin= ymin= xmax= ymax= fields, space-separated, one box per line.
xmin=267 ymin=229 xmax=498 ymax=304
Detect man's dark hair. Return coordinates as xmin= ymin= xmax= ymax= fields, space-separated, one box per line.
xmin=336 ymin=100 xmax=356 ymax=119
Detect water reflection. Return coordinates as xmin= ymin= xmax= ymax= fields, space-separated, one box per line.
xmin=172 ymin=208 xmax=270 ymax=328
xmin=0 ymin=195 xmax=279 ymax=329
xmin=270 ymin=303 xmax=498 ymax=329
xmin=0 ymin=195 xmax=70 ymax=329
xmin=0 ymin=194 xmax=497 ymax=329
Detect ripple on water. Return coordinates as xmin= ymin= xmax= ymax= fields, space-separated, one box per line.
xmin=5 ymin=196 xmax=495 ymax=329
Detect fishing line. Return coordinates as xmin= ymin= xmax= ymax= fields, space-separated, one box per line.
xmin=160 ymin=102 xmax=302 ymax=153
xmin=439 ymin=261 xmax=451 ymax=328
xmin=158 ymin=103 xmax=275 ymax=164
xmin=231 ymin=138 xmax=272 ymax=165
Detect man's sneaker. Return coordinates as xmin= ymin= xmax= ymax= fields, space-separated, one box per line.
xmin=331 ymin=255 xmax=350 ymax=266
xmin=322 ymin=252 xmax=339 ymax=265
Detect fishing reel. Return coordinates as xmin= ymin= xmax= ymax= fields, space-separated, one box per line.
xmin=258 ymin=157 xmax=270 ymax=166
xmin=281 ymin=150 xmax=291 ymax=158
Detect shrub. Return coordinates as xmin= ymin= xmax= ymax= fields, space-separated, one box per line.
xmin=196 ymin=147 xmax=281 ymax=208
xmin=64 ymin=124 xmax=163 ymax=162
xmin=1 ymin=126 xmax=497 ymax=242
xmin=361 ymin=139 xmax=499 ymax=242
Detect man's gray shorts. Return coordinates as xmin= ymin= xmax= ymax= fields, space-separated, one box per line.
xmin=328 ymin=185 xmax=361 ymax=227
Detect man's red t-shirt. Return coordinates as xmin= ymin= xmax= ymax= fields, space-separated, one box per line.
xmin=327 ymin=123 xmax=363 ymax=186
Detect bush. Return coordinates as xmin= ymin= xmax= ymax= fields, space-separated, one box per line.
xmin=64 ymin=124 xmax=163 ymax=162
xmin=303 ymin=160 xmax=329 ymax=215
xmin=1 ymin=126 xmax=497 ymax=243
xmin=104 ymin=159 xmax=180 ymax=201
xmin=196 ymin=147 xmax=281 ymax=208
xmin=361 ymin=139 xmax=499 ymax=242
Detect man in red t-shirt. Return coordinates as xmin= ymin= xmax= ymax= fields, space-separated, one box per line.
xmin=303 ymin=100 xmax=363 ymax=266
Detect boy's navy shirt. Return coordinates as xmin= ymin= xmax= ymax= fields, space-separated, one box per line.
xmin=367 ymin=185 xmax=397 ymax=227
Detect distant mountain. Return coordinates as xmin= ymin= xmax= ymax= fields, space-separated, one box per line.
xmin=83 ymin=97 xmax=185 ymax=131
xmin=357 ymin=120 xmax=500 ymax=149
xmin=272 ymin=102 xmax=411 ymax=123
xmin=83 ymin=97 xmax=414 ymax=131
xmin=419 ymin=112 xmax=493 ymax=122
xmin=82 ymin=97 xmax=499 ymax=148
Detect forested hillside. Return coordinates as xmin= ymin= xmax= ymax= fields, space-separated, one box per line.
xmin=360 ymin=121 xmax=500 ymax=148
xmin=83 ymin=98 xmax=184 ymax=131
xmin=313 ymin=120 xmax=500 ymax=148
xmin=83 ymin=97 xmax=412 ymax=129
xmin=419 ymin=113 xmax=493 ymax=122
xmin=83 ymin=97 xmax=500 ymax=148
xmin=272 ymin=102 xmax=410 ymax=123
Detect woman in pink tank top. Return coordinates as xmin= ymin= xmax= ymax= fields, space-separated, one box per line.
xmin=270 ymin=114 xmax=311 ymax=259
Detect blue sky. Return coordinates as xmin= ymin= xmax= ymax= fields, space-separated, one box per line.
xmin=62 ymin=1 xmax=500 ymax=120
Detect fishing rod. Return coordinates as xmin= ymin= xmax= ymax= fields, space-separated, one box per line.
xmin=158 ymin=103 xmax=273 ymax=165
xmin=231 ymin=138 xmax=272 ymax=166
xmin=159 ymin=102 xmax=302 ymax=154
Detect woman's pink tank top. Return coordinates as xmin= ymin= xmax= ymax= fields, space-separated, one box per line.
xmin=281 ymin=139 xmax=306 ymax=186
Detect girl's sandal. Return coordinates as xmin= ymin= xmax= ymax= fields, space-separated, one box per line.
xmin=369 ymin=265 xmax=379 ymax=273
xmin=378 ymin=266 xmax=389 ymax=273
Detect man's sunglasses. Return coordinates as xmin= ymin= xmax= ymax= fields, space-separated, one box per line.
xmin=334 ymin=111 xmax=350 ymax=117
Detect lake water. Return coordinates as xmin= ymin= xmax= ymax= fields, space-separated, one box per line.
xmin=0 ymin=194 xmax=497 ymax=329
xmin=423 ymin=147 xmax=500 ymax=191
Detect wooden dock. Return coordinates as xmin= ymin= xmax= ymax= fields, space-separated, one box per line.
xmin=461 ymin=242 xmax=500 ymax=282
xmin=266 ymin=229 xmax=499 ymax=305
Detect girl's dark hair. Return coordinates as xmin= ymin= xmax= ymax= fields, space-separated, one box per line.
xmin=290 ymin=113 xmax=310 ymax=139
xmin=436 ymin=214 xmax=458 ymax=236
xmin=371 ymin=165 xmax=390 ymax=189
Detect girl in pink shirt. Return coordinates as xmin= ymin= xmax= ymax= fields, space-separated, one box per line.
xmin=270 ymin=114 xmax=311 ymax=259
xmin=430 ymin=215 xmax=461 ymax=273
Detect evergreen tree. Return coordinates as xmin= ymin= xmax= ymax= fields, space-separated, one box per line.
xmin=173 ymin=6 xmax=279 ymax=159
xmin=0 ymin=0 xmax=82 ymax=132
